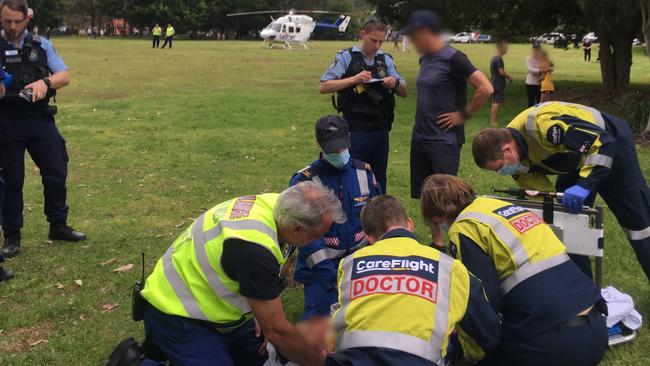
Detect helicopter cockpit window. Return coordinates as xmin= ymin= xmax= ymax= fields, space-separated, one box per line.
xmin=269 ymin=23 xmax=281 ymax=32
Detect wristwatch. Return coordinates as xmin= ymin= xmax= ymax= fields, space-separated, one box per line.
xmin=42 ymin=77 xmax=51 ymax=88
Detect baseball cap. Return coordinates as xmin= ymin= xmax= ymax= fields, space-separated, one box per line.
xmin=315 ymin=115 xmax=350 ymax=154
xmin=401 ymin=10 xmax=441 ymax=35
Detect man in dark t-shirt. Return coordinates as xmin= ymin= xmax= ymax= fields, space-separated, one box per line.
xmin=401 ymin=11 xmax=492 ymax=233
xmin=489 ymin=40 xmax=513 ymax=126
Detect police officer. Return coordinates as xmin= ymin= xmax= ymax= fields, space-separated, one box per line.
xmin=161 ymin=23 xmax=174 ymax=49
xmin=472 ymin=101 xmax=650 ymax=283
xmin=327 ymin=195 xmax=500 ymax=366
xmin=107 ymin=182 xmax=345 ymax=366
xmin=0 ymin=63 xmax=11 ymax=281
xmin=0 ymin=0 xmax=85 ymax=259
xmin=151 ymin=23 xmax=161 ymax=48
xmin=319 ymin=18 xmax=407 ymax=193
xmin=290 ymin=115 xmax=382 ymax=320
xmin=419 ymin=175 xmax=607 ymax=366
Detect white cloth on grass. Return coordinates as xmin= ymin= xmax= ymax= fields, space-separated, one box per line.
xmin=601 ymin=286 xmax=643 ymax=330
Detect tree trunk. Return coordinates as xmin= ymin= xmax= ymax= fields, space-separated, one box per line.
xmin=643 ymin=0 xmax=650 ymax=56
xmin=598 ymin=37 xmax=617 ymax=89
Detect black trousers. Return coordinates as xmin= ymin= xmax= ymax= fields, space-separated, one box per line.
xmin=555 ymin=114 xmax=650 ymax=284
xmin=0 ymin=116 xmax=69 ymax=236
xmin=584 ymin=49 xmax=591 ymax=62
xmin=525 ymin=84 xmax=541 ymax=107
xmin=350 ymin=128 xmax=389 ymax=193
xmin=410 ymin=141 xmax=461 ymax=199
xmin=152 ymin=36 xmax=160 ymax=48
xmin=481 ymin=312 xmax=607 ymax=366
xmin=161 ymin=37 xmax=173 ymax=49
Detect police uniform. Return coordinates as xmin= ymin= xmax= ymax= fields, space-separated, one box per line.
xmin=506 ymin=102 xmax=650 ymax=282
xmin=328 ymin=229 xmax=500 ymax=366
xmin=448 ymin=196 xmax=607 ymax=365
xmin=290 ymin=158 xmax=381 ymax=319
xmin=140 ymin=194 xmax=285 ymax=365
xmin=0 ymin=31 xmax=73 ymax=245
xmin=0 ymin=175 xmax=14 ymax=281
xmin=321 ymin=46 xmax=404 ymax=192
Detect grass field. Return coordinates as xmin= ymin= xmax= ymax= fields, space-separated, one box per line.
xmin=0 ymin=38 xmax=649 ymax=365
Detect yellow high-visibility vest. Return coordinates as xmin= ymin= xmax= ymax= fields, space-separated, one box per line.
xmin=333 ymin=235 xmax=476 ymax=363
xmin=449 ymin=196 xmax=569 ymax=294
xmin=141 ymin=194 xmax=284 ymax=326
xmin=152 ymin=26 xmax=161 ymax=36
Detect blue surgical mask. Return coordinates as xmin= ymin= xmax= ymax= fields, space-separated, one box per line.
xmin=497 ymin=163 xmax=521 ymax=176
xmin=497 ymin=151 xmax=522 ymax=176
xmin=324 ymin=149 xmax=351 ymax=169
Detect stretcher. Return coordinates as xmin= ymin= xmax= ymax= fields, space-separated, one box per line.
xmin=490 ymin=189 xmax=637 ymax=347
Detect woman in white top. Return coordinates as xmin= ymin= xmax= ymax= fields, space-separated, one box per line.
xmin=525 ymin=44 xmax=550 ymax=107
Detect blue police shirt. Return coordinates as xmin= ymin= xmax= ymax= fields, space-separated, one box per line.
xmin=320 ymin=45 xmax=404 ymax=85
xmin=289 ymin=157 xmax=382 ymax=288
xmin=2 ymin=31 xmax=68 ymax=73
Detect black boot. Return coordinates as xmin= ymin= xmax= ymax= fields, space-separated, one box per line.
xmin=49 ymin=223 xmax=86 ymax=241
xmin=106 ymin=337 xmax=143 ymax=366
xmin=2 ymin=233 xmax=21 ymax=258
xmin=0 ymin=265 xmax=14 ymax=282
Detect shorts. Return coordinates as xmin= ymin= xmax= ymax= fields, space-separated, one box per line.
xmin=410 ymin=141 xmax=462 ymax=199
xmin=492 ymin=88 xmax=505 ymax=103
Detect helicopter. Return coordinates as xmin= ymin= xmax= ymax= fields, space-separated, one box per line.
xmin=227 ymin=9 xmax=351 ymax=49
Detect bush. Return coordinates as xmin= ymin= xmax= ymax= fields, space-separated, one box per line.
xmin=628 ymin=94 xmax=650 ymax=135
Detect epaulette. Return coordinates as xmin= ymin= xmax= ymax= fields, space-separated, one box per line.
xmin=297 ymin=164 xmax=321 ymax=179
xmin=351 ymin=159 xmax=372 ymax=172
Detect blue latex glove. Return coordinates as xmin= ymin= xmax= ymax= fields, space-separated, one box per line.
xmin=562 ymin=185 xmax=591 ymax=213
xmin=1 ymin=72 xmax=12 ymax=88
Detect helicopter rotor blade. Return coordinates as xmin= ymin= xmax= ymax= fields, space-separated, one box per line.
xmin=227 ymin=10 xmax=286 ymax=17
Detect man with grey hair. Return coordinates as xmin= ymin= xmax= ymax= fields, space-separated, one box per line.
xmin=107 ymin=182 xmax=343 ymax=366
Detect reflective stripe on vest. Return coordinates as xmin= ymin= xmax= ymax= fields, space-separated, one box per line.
xmin=356 ymin=169 xmax=370 ymax=195
xmin=162 ymin=245 xmax=210 ymax=321
xmin=455 ymin=211 xmax=568 ymax=294
xmin=305 ymin=247 xmax=348 ymax=268
xmin=525 ymin=102 xmax=606 ymax=160
xmin=162 ymin=214 xmax=278 ymax=319
xmin=624 ymin=226 xmax=650 ymax=241
xmin=456 ymin=211 xmax=529 ymax=268
xmin=526 ymin=102 xmax=606 ymax=133
xmin=500 ymin=252 xmax=570 ymax=294
xmin=584 ymin=154 xmax=613 ymax=169
xmin=334 ymin=253 xmax=453 ymax=364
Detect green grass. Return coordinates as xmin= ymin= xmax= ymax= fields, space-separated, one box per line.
xmin=0 ymin=38 xmax=649 ymax=365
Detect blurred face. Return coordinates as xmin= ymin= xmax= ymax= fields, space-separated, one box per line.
xmin=498 ymin=43 xmax=508 ymax=55
xmin=0 ymin=6 xmax=30 ymax=41
xmin=359 ymin=30 xmax=385 ymax=55
xmin=532 ymin=48 xmax=542 ymax=59
xmin=280 ymin=213 xmax=334 ymax=247
xmin=408 ymin=28 xmax=438 ymax=53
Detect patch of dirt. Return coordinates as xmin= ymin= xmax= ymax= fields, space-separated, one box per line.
xmin=1 ymin=321 xmax=53 ymax=355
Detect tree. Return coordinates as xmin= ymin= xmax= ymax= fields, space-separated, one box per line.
xmin=27 ymin=0 xmax=66 ymax=30
xmin=640 ymin=0 xmax=650 ymax=55
xmin=642 ymin=0 xmax=650 ymax=136
xmin=581 ymin=0 xmax=641 ymax=91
